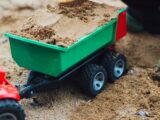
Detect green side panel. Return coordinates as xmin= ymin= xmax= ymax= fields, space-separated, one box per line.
xmin=9 ymin=39 xmax=62 ymax=76
xmin=5 ymin=18 xmax=118 ymax=77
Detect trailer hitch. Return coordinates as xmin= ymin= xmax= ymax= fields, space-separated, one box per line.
xmin=18 ymin=77 xmax=61 ymax=99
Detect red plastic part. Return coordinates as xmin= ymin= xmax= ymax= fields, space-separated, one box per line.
xmin=0 ymin=67 xmax=7 ymax=84
xmin=116 ymin=11 xmax=127 ymax=41
xmin=0 ymin=67 xmax=20 ymax=101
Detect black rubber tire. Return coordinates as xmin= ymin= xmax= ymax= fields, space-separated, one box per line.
xmin=0 ymin=99 xmax=25 ymax=120
xmin=80 ymin=64 xmax=107 ymax=97
xmin=102 ymin=52 xmax=127 ymax=83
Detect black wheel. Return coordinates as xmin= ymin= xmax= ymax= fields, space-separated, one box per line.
xmin=0 ymin=99 xmax=25 ymax=120
xmin=80 ymin=64 xmax=108 ymax=96
xmin=102 ymin=51 xmax=127 ymax=83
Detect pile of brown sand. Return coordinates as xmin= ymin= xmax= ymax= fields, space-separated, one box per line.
xmin=71 ymin=67 xmax=160 ymax=120
xmin=0 ymin=0 xmax=38 ymax=38
xmin=12 ymin=0 xmax=119 ymax=47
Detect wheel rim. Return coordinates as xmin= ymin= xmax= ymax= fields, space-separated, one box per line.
xmin=93 ymin=72 xmax=105 ymax=91
xmin=0 ymin=113 xmax=17 ymax=120
xmin=114 ymin=59 xmax=125 ymax=78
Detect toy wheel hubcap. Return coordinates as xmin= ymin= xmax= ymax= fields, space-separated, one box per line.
xmin=0 ymin=113 xmax=17 ymax=120
xmin=114 ymin=59 xmax=125 ymax=78
xmin=93 ymin=72 xmax=105 ymax=91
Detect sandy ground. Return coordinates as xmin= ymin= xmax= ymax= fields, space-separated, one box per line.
xmin=71 ymin=67 xmax=160 ymax=120
xmin=0 ymin=0 xmax=160 ymax=120
xmin=117 ymin=33 xmax=160 ymax=68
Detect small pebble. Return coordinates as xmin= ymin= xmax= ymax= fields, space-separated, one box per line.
xmin=138 ymin=110 xmax=149 ymax=117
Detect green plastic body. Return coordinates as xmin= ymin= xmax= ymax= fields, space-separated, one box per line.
xmin=5 ymin=9 xmax=125 ymax=77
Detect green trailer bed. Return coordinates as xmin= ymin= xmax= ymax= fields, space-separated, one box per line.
xmin=4 ymin=9 xmax=125 ymax=77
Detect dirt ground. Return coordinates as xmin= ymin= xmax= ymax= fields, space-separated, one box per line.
xmin=0 ymin=0 xmax=160 ymax=120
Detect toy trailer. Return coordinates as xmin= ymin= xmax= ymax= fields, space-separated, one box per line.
xmin=0 ymin=9 xmax=126 ymax=120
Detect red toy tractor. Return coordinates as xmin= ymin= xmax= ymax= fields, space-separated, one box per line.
xmin=0 ymin=67 xmax=25 ymax=120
